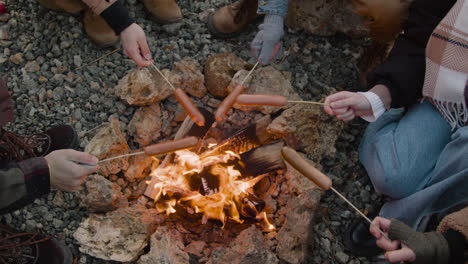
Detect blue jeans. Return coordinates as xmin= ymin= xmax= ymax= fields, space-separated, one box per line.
xmin=359 ymin=101 xmax=468 ymax=227
xmin=257 ymin=0 xmax=288 ymax=17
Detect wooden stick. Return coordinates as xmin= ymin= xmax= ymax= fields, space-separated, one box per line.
xmin=150 ymin=63 xmax=176 ymax=91
xmin=98 ymin=151 xmax=144 ymax=163
xmin=240 ymin=61 xmax=259 ymax=86
xmin=76 ymin=48 xmax=121 ymax=70
xmin=288 ymin=100 xmax=328 ymax=106
xmin=330 ymin=187 xmax=389 ymax=239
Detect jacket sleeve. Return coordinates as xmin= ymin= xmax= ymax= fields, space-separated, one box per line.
xmin=367 ymin=0 xmax=455 ymax=109
xmin=0 ymin=157 xmax=50 ymax=214
xmin=257 ymin=0 xmax=289 ymax=17
xmin=81 ymin=0 xmax=135 ymax=34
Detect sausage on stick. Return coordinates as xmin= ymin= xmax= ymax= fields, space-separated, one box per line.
xmin=236 ymin=94 xmax=288 ymax=107
xmin=98 ymin=136 xmax=200 ymax=163
xmin=281 ymin=147 xmax=388 ymax=238
xmin=173 ymin=88 xmax=205 ymax=126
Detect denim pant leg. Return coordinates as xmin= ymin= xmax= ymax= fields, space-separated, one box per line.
xmin=359 ymin=101 xmax=452 ymax=199
xmin=379 ymin=126 xmax=468 ymax=228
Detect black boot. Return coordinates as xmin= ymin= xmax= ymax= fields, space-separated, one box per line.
xmin=0 ymin=124 xmax=79 ymax=161
xmin=343 ymin=212 xmax=383 ymax=257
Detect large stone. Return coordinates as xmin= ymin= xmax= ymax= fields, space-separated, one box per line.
xmin=204 ymin=53 xmax=250 ymax=97
xmin=286 ymin=0 xmax=368 ymax=37
xmin=276 ymin=189 xmax=322 ymax=264
xmin=137 ymin=226 xmax=190 ymax=264
xmin=74 ymin=205 xmax=160 ymax=262
xmin=209 ymin=225 xmax=278 ymax=264
xmin=80 ymin=174 xmax=128 ymax=213
xmin=267 ymin=103 xmax=344 ymax=162
xmin=172 ymin=59 xmax=206 ymax=98
xmin=85 ymin=117 xmax=130 ymax=176
xmin=128 ymin=104 xmax=162 ymax=146
xmin=228 ymin=66 xmax=301 ymax=114
xmin=124 ymin=154 xmax=158 ymax=180
xmin=115 ymin=67 xmax=174 ymax=106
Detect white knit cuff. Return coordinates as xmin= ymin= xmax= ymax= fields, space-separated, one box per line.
xmin=358 ymin=92 xmax=386 ymax=122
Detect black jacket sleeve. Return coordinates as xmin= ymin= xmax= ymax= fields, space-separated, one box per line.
xmin=367 ymin=0 xmax=457 ymax=109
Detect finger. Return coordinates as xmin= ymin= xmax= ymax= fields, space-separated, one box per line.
xmin=250 ymin=35 xmax=263 ymax=59
xmin=330 ymin=97 xmax=357 ymax=109
xmin=67 ymin=150 xmax=98 ymax=166
xmin=385 ymin=248 xmax=416 ymax=263
xmin=126 ymin=45 xmax=146 ymax=67
xmin=376 ymin=236 xmax=400 ymax=251
xmin=332 ymin=107 xmax=350 ymax=115
xmin=337 ymin=110 xmax=355 ymax=121
xmin=324 ymin=96 xmax=335 ymax=116
xmin=268 ymin=42 xmax=282 ymax=62
xmin=325 ymin=91 xmax=355 ymax=104
xmin=138 ymin=38 xmax=152 ymax=67
xmin=376 ymin=217 xmax=392 ymax=232
xmin=259 ymin=41 xmax=277 ymax=64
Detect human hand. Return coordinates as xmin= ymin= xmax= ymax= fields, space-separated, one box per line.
xmin=370 ymin=217 xmax=416 ymax=263
xmin=45 ymin=149 xmax=98 ymax=192
xmin=251 ymin=14 xmax=284 ymax=64
xmin=323 ymin=91 xmax=372 ymax=121
xmin=120 ymin=23 xmax=153 ymax=67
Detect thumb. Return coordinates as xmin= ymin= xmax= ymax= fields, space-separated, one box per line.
xmin=66 ymin=150 xmax=98 ymax=166
xmin=330 ymin=97 xmax=356 ymax=109
xmin=385 ymin=247 xmax=416 ymax=263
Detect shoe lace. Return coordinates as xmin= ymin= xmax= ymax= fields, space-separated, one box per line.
xmin=0 ymin=129 xmax=49 ymax=161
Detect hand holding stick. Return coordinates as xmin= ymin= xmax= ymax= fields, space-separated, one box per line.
xmin=280 ymin=147 xmax=389 ymax=239
xmin=98 ymin=136 xmax=199 ymax=163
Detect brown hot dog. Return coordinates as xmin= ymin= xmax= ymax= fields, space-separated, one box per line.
xmin=144 ymin=136 xmax=199 ymax=156
xmin=236 ymin=94 xmax=288 ymax=107
xmin=173 ymin=88 xmax=205 ymax=126
xmin=214 ymin=84 xmax=244 ymax=122
xmin=281 ymin=147 xmax=332 ymax=190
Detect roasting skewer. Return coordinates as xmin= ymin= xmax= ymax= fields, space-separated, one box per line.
xmin=235 ymin=94 xmax=328 ymax=107
xmin=280 ymin=147 xmax=389 ymax=239
xmin=149 ymin=63 xmax=206 ymax=127
xmin=98 ymin=136 xmax=199 ymax=163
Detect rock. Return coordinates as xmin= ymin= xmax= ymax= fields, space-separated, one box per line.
xmin=24 ymin=61 xmax=40 ymax=72
xmin=9 ymin=53 xmax=23 ymax=65
xmin=204 ymin=53 xmax=250 ymax=97
xmin=124 ymin=154 xmax=157 ymax=180
xmin=286 ymin=0 xmax=368 ymax=37
xmin=210 ymin=225 xmax=278 ymax=264
xmin=85 ymin=117 xmax=130 ymax=176
xmin=285 ymin=154 xmax=323 ymax=194
xmin=335 ymin=251 xmax=350 ymax=263
xmin=228 ymin=66 xmax=301 ymax=114
xmin=128 ymin=104 xmax=162 ymax=146
xmin=115 ymin=68 xmax=174 ymax=106
xmin=267 ymin=103 xmax=344 ymax=161
xmin=276 ymin=189 xmax=322 ymax=264
xmin=184 ymin=241 xmax=206 ymax=257
xmin=74 ymin=205 xmax=159 ymax=262
xmin=172 ymin=59 xmax=206 ymax=97
xmin=0 ymin=27 xmax=8 ymax=40
xmin=73 ymin=55 xmax=82 ymax=68
xmin=80 ymin=174 xmax=128 ymax=213
xmin=137 ymin=226 xmax=190 ymax=264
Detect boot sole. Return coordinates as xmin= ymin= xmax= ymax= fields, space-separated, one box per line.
xmin=206 ymin=12 xmax=241 ymax=39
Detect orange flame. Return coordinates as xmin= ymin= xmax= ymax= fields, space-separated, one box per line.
xmin=148 ymin=149 xmax=275 ymax=230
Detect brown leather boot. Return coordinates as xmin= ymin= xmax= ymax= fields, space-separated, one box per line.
xmin=207 ymin=0 xmax=259 ymax=38
xmin=82 ymin=8 xmax=119 ymax=48
xmin=142 ymin=0 xmax=182 ymax=24
xmin=36 ymin=0 xmax=86 ymax=15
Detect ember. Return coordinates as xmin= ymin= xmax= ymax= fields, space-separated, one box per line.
xmin=148 ymin=148 xmax=274 ymax=230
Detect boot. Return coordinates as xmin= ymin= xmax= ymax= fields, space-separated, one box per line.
xmin=82 ymin=8 xmax=120 ymax=47
xmin=142 ymin=0 xmax=182 ymax=24
xmin=36 ymin=0 xmax=86 ymax=15
xmin=0 ymin=124 xmax=79 ymax=162
xmin=207 ymin=0 xmax=259 ymax=38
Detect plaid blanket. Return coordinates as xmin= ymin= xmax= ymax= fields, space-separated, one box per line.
xmin=423 ymin=0 xmax=468 ymax=129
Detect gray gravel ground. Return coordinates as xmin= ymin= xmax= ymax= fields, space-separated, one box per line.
xmin=0 ymin=0 xmax=383 ymax=263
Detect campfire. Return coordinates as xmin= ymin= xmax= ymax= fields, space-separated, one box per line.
xmin=75 ymin=55 xmax=345 ymax=263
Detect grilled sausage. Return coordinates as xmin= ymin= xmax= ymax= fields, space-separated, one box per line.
xmin=174 ymin=88 xmax=205 ymax=126
xmin=214 ymin=84 xmax=244 ymax=122
xmin=236 ymin=94 xmax=288 ymax=107
xmin=144 ymin=136 xmax=199 ymax=156
xmin=281 ymin=147 xmax=332 ymax=190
